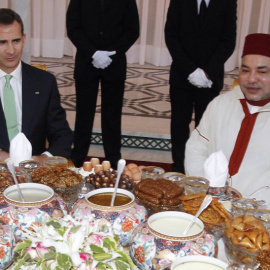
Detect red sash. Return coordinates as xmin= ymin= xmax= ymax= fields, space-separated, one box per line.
xmin=228 ymin=99 xmax=258 ymax=176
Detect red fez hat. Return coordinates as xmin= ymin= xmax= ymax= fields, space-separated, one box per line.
xmin=242 ymin=33 xmax=270 ymax=58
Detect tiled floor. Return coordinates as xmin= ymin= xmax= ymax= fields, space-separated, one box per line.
xmin=31 ymin=56 xmax=239 ymax=164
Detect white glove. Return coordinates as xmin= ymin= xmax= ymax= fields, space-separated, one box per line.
xmin=92 ymin=59 xmax=109 ymax=69
xmin=188 ymin=68 xmax=213 ymax=88
xmin=92 ymin=50 xmax=116 ymax=69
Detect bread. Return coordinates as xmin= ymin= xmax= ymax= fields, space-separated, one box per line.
xmin=124 ymin=163 xmax=146 ymax=183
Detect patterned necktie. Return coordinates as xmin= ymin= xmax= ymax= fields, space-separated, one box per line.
xmin=199 ymin=0 xmax=207 ymax=23
xmin=3 ymin=75 xmax=19 ymax=141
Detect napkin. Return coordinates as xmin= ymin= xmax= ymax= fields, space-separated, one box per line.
xmin=203 ymin=150 xmax=228 ymax=187
xmin=9 ymin=133 xmax=32 ymax=166
xmin=188 ymin=68 xmax=213 ymax=88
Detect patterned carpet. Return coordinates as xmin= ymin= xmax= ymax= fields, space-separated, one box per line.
xmin=31 ymin=57 xmax=239 ymax=154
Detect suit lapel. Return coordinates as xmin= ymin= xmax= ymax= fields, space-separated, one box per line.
xmin=0 ymin=98 xmax=9 ymax=150
xmin=21 ymin=63 xmax=39 ymax=135
xmin=207 ymin=0 xmax=219 ymax=16
xmin=189 ymin=0 xmax=199 ymax=17
xmin=204 ymin=0 xmax=221 ymax=23
xmin=187 ymin=0 xmax=200 ymax=30
xmin=103 ymin=0 xmax=113 ymax=11
xmin=200 ymin=0 xmax=219 ymax=30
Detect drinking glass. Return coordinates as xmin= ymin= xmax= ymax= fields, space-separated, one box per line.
xmin=141 ymin=166 xmax=165 ymax=180
xmin=44 ymin=156 xmax=68 ymax=169
xmin=182 ymin=176 xmax=210 ymax=195
xmin=19 ymin=160 xmax=40 ymax=182
xmin=231 ymin=198 xmax=259 ymax=217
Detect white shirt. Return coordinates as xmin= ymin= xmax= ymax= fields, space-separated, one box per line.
xmin=197 ymin=0 xmax=210 ymax=14
xmin=0 ymin=62 xmax=22 ymax=132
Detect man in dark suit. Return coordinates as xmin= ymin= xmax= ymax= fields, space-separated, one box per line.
xmin=165 ymin=0 xmax=237 ymax=173
xmin=66 ymin=0 xmax=139 ymax=169
xmin=0 ymin=9 xmax=72 ymax=164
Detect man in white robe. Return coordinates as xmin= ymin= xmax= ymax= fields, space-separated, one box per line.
xmin=185 ymin=33 xmax=270 ymax=206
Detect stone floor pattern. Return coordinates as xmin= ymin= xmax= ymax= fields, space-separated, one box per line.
xmin=32 ymin=56 xmax=239 ymax=163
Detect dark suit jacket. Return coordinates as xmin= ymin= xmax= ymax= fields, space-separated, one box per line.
xmin=165 ymin=0 xmax=237 ymax=90
xmin=66 ymin=0 xmax=139 ymax=82
xmin=0 ymin=62 xmax=73 ymax=158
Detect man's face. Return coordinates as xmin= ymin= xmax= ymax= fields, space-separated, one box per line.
xmin=239 ymin=54 xmax=270 ymax=101
xmin=0 ymin=21 xmax=26 ymax=74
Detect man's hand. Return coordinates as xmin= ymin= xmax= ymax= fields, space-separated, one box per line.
xmin=32 ymin=154 xmax=49 ymax=166
xmin=0 ymin=150 xmax=9 ymax=162
xmin=92 ymin=50 xmax=116 ymax=69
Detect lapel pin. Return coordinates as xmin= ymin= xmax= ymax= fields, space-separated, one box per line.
xmin=35 ymin=92 xmax=39 ymax=94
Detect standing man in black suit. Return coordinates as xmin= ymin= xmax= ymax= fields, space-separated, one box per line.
xmin=0 ymin=9 xmax=72 ymax=164
xmin=66 ymin=0 xmax=139 ymax=169
xmin=165 ymin=0 xmax=237 ymax=173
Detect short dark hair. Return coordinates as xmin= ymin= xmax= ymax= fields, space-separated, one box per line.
xmin=0 ymin=8 xmax=24 ymax=35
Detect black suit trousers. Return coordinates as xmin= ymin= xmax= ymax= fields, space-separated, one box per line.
xmin=170 ymin=85 xmax=219 ymax=173
xmin=71 ymin=78 xmax=125 ymax=168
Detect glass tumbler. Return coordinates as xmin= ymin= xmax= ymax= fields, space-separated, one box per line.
xmin=231 ymin=198 xmax=259 ymax=217
xmin=141 ymin=166 xmax=165 ymax=180
xmin=44 ymin=156 xmax=68 ymax=169
xmin=157 ymin=172 xmax=185 ymax=187
xmin=182 ymin=176 xmax=210 ymax=195
xmin=19 ymin=160 xmax=41 ymax=182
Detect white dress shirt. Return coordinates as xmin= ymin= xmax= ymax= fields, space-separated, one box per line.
xmin=188 ymin=0 xmax=213 ymax=88
xmin=197 ymin=0 xmax=210 ymax=14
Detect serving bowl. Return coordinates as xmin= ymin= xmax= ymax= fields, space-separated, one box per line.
xmin=71 ymin=188 xmax=147 ymax=246
xmin=30 ymin=166 xmax=83 ymax=210
xmin=253 ymin=209 xmax=270 ymax=232
xmin=231 ymin=198 xmax=259 ymax=217
xmin=0 ymin=162 xmax=27 ymax=193
xmin=138 ymin=198 xmax=182 ymax=216
xmin=180 ymin=194 xmax=231 ymax=240
xmin=130 ymin=211 xmax=217 ymax=270
xmin=223 ymin=234 xmax=259 ymax=267
xmin=223 ymin=214 xmax=270 ymax=268
xmin=0 ymin=183 xmax=68 ymax=240
xmin=44 ymin=156 xmax=68 ymax=169
xmin=171 ymin=255 xmax=228 ymax=270
xmin=134 ymin=178 xmax=183 ymax=216
xmin=0 ymin=222 xmax=15 ymax=269
xmin=85 ymin=169 xmax=135 ymax=191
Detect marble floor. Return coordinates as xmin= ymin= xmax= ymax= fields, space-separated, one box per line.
xmin=31 ymin=56 xmax=239 ymax=164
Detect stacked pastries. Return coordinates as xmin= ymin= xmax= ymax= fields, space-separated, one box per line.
xmin=224 ymin=214 xmax=270 ymax=266
xmin=180 ymin=194 xmax=230 ymax=227
xmin=31 ymin=166 xmax=82 ymax=189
